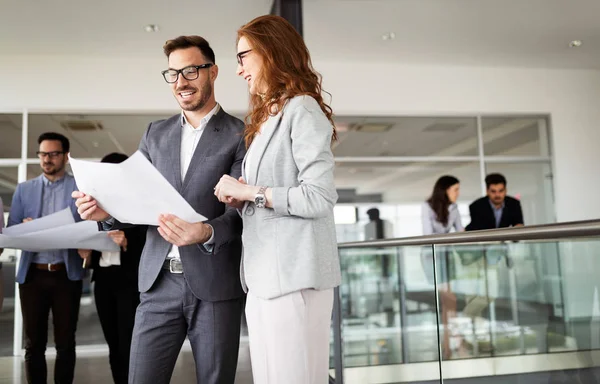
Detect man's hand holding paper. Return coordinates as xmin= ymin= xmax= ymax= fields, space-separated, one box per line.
xmin=69 ymin=151 xmax=207 ymax=226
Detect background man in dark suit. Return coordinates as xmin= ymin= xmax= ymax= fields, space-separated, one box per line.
xmin=466 ymin=173 xmax=524 ymax=231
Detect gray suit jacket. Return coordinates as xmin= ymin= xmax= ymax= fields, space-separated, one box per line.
xmin=111 ymin=108 xmax=246 ymax=302
xmin=240 ymin=95 xmax=342 ymax=299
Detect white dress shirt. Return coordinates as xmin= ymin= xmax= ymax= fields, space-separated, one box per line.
xmin=244 ymin=126 xmax=263 ymax=179
xmin=166 ymin=103 xmax=220 ymax=260
xmin=100 ymin=250 xmax=121 ymax=267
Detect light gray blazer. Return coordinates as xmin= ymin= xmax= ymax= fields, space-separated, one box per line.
xmin=240 ymin=95 xmax=342 ymax=300
xmin=421 ymin=202 xmax=464 ymax=235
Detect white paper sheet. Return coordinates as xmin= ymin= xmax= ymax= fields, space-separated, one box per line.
xmin=3 ymin=208 xmax=75 ymax=236
xmin=0 ymin=220 xmax=119 ymax=252
xmin=69 ymin=151 xmax=207 ymax=226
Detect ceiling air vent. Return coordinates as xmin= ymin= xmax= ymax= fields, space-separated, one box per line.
xmin=60 ymin=120 xmax=103 ymax=131
xmin=423 ymin=123 xmax=464 ymax=133
xmin=353 ymin=123 xmax=393 ymax=133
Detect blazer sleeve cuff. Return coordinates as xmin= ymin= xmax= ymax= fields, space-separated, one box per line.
xmin=201 ymin=218 xmax=225 ymax=254
xmin=272 ymin=187 xmax=290 ymax=216
xmin=200 ymin=224 xmax=215 ymax=253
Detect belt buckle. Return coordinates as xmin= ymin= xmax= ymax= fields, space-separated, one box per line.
xmin=47 ymin=263 xmax=52 ymax=272
xmin=169 ymin=258 xmax=183 ymax=274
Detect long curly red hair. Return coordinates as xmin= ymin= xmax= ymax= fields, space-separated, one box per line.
xmin=237 ymin=15 xmax=337 ymax=148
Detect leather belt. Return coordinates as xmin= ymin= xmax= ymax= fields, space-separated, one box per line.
xmin=32 ymin=263 xmax=65 ymax=272
xmin=162 ymin=258 xmax=183 ymax=274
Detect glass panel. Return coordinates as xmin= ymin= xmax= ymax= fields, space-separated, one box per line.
xmin=334 ymin=162 xmax=481 ymax=242
xmin=482 ymin=116 xmax=549 ymax=156
xmin=27 ymin=164 xmax=40 ymax=181
xmin=335 ymin=162 xmax=482 ymax=204
xmin=485 ymin=162 xmax=555 ymax=225
xmin=0 ymin=167 xmax=18 ymax=212
xmin=338 ymin=245 xmax=442 ymax=375
xmin=434 ymin=241 xmax=565 ymax=362
xmin=28 ymin=113 xmax=172 ymax=158
xmin=333 ymin=116 xmax=478 ymax=157
xmin=0 ymin=114 xmax=22 ymax=159
xmin=0 ymin=167 xmax=17 ymax=357
xmin=559 ymin=240 xmax=600 ymax=353
xmin=335 ymin=239 xmax=600 ymax=381
xmin=434 ymin=239 xmax=600 ymax=382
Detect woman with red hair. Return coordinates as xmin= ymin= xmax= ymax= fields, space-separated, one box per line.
xmin=214 ymin=15 xmax=341 ymax=384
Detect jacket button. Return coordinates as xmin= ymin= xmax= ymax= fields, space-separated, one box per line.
xmin=246 ymin=206 xmax=255 ymax=216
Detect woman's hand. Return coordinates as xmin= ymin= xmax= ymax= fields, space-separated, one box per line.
xmin=108 ymin=230 xmax=128 ymax=251
xmin=214 ymin=176 xmax=255 ymax=208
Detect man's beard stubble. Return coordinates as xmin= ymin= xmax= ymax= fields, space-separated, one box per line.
xmin=43 ymin=163 xmax=64 ymax=176
xmin=179 ymin=81 xmax=212 ymax=112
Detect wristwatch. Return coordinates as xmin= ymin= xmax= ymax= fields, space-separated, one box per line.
xmin=254 ymin=186 xmax=267 ymax=208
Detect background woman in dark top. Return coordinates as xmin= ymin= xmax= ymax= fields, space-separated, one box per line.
xmin=79 ymin=153 xmax=147 ymax=384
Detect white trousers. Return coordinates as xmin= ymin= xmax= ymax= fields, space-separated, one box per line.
xmin=245 ymin=288 xmax=334 ymax=384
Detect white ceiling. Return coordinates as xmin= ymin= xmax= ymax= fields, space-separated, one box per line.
xmin=304 ymin=0 xmax=600 ymax=68
xmin=0 ymin=0 xmax=598 ymax=68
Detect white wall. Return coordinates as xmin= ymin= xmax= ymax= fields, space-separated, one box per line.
xmin=1 ymin=54 xmax=600 ymax=223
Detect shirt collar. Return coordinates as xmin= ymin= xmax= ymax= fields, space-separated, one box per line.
xmin=42 ymin=173 xmax=66 ymax=187
xmin=489 ymin=198 xmax=505 ymax=210
xmin=181 ymin=103 xmax=220 ymax=129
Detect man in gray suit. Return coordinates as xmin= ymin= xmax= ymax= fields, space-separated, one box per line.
xmin=74 ymin=36 xmax=246 ymax=384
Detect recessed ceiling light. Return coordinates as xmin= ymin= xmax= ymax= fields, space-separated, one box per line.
xmin=569 ymin=40 xmax=583 ymax=48
xmin=382 ymin=32 xmax=396 ymax=41
xmin=145 ymin=24 xmax=160 ymax=33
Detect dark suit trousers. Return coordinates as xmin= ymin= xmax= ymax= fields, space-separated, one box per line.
xmin=19 ymin=267 xmax=82 ymax=384
xmin=94 ymin=278 xmax=140 ymax=384
xmin=128 ymin=270 xmax=244 ymax=384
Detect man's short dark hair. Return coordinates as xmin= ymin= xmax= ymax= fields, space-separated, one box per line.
xmin=38 ymin=132 xmax=70 ymax=153
xmin=366 ymin=208 xmax=380 ymax=221
xmin=485 ymin=173 xmax=507 ymax=189
xmin=163 ymin=36 xmax=216 ymax=64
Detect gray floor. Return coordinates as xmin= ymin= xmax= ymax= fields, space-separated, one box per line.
xmin=2 ymin=351 xmax=598 ymax=384
xmin=413 ymin=368 xmax=600 ymax=384
xmin=0 ymin=345 xmax=254 ymax=384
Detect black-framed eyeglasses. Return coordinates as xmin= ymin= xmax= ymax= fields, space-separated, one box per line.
xmin=236 ymin=49 xmax=252 ymax=66
xmin=161 ymin=63 xmax=214 ymax=83
xmin=36 ymin=151 xmax=65 ymax=159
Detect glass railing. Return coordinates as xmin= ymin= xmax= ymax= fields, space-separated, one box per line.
xmin=331 ymin=220 xmax=600 ymax=383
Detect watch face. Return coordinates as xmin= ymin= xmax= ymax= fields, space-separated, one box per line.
xmin=255 ymin=196 xmax=266 ymax=207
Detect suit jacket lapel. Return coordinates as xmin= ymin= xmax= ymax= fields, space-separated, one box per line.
xmin=63 ymin=176 xmax=74 ymax=214
xmin=486 ymin=203 xmax=496 ymax=228
xmin=167 ymin=118 xmax=183 ymax=191
xmin=247 ymin=112 xmax=282 ymax=186
xmin=33 ymin=176 xmax=44 ymax=218
xmin=499 ymin=202 xmax=509 ymax=228
xmin=181 ymin=110 xmax=224 ymax=192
